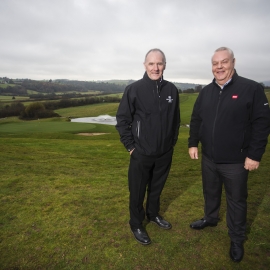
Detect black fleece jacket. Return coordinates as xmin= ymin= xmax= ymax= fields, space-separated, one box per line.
xmin=116 ymin=72 xmax=180 ymax=156
xmin=188 ymin=71 xmax=270 ymax=163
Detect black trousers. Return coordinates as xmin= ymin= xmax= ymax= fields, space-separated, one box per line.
xmin=202 ymin=155 xmax=249 ymax=243
xmin=128 ymin=148 xmax=173 ymax=227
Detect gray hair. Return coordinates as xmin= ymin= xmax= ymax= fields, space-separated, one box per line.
xmin=214 ymin=47 xmax=234 ymax=59
xmin=144 ymin=48 xmax=166 ymax=63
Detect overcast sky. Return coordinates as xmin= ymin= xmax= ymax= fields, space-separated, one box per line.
xmin=1 ymin=0 xmax=269 ymax=84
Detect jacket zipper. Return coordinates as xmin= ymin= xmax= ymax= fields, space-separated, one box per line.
xmin=211 ymin=89 xmax=222 ymax=160
xmin=156 ymin=82 xmax=163 ymax=147
xmin=241 ymin=130 xmax=246 ymax=152
xmin=156 ymin=82 xmax=161 ymax=111
xmin=136 ymin=120 xmax=140 ymax=138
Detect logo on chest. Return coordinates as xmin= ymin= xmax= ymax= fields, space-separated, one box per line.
xmin=166 ymin=96 xmax=173 ymax=103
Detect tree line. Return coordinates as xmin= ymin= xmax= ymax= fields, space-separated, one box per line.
xmin=1 ymin=77 xmax=203 ymax=96
xmin=0 ymin=79 xmax=127 ymax=95
xmin=0 ymin=96 xmax=121 ymax=119
xmin=0 ymin=85 xmax=28 ymax=95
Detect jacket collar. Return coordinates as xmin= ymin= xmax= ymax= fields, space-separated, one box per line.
xmin=213 ymin=69 xmax=239 ymax=88
xmin=143 ymin=72 xmax=164 ymax=87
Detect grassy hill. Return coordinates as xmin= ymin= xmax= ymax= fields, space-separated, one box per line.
xmin=0 ymin=94 xmax=269 ymax=269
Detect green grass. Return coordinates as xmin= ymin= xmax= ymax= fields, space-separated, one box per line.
xmin=27 ymin=89 xmax=39 ymax=94
xmin=55 ymin=103 xmax=120 ymax=119
xmin=0 ymin=117 xmax=96 ymax=134
xmin=0 ymin=83 xmax=16 ymax=88
xmin=0 ymin=95 xmax=30 ymax=102
xmin=0 ymin=95 xmax=269 ymax=269
xmin=179 ymin=93 xmax=198 ymax=125
xmin=53 ymin=90 xmax=102 ymax=95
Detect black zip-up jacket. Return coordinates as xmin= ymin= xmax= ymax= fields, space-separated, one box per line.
xmin=188 ymin=71 xmax=270 ymax=163
xmin=116 ymin=72 xmax=180 ymax=156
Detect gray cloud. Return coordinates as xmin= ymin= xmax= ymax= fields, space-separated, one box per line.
xmin=1 ymin=0 xmax=269 ymax=84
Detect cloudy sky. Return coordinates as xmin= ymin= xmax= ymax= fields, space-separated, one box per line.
xmin=1 ymin=0 xmax=269 ymax=84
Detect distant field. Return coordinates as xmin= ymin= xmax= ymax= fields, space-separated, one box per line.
xmin=0 ymin=95 xmax=30 ymax=101
xmin=55 ymin=90 xmax=102 ymax=95
xmin=0 ymin=83 xmax=16 ymax=88
xmin=55 ymin=103 xmax=120 ymax=119
xmin=100 ymin=93 xmax=123 ymax=98
xmin=27 ymin=89 xmax=39 ymax=94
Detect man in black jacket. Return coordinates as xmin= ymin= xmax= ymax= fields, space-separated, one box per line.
xmin=116 ymin=48 xmax=180 ymax=245
xmin=188 ymin=47 xmax=270 ymax=262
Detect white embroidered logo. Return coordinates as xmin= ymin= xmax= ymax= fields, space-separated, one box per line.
xmin=166 ymin=96 xmax=173 ymax=103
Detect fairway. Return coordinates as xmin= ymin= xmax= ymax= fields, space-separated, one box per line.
xmin=55 ymin=103 xmax=120 ymax=119
xmin=0 ymin=94 xmax=269 ymax=269
xmin=0 ymin=119 xmax=98 ymax=134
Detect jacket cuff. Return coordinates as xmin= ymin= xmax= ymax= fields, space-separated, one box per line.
xmin=126 ymin=145 xmax=135 ymax=152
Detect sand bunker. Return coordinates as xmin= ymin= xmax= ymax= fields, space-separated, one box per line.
xmin=71 ymin=115 xmax=116 ymax=125
xmin=77 ymin=133 xmax=109 ymax=136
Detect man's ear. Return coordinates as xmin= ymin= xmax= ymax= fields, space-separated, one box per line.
xmin=143 ymin=62 xmax=147 ymax=70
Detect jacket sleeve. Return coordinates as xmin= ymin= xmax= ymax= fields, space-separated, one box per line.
xmin=188 ymin=93 xmax=202 ymax=148
xmin=115 ymin=86 xmax=136 ymax=152
xmin=247 ymin=85 xmax=270 ymax=161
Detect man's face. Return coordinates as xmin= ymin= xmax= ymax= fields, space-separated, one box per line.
xmin=144 ymin=51 xmax=166 ymax=81
xmin=212 ymin=50 xmax=235 ymax=86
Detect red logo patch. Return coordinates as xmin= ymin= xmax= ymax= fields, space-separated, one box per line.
xmin=232 ymin=95 xmax=238 ymax=99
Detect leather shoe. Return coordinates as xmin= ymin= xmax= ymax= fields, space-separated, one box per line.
xmin=190 ymin=218 xmax=217 ymax=230
xmin=130 ymin=226 xmax=151 ymax=245
xmin=230 ymin=241 xmax=244 ymax=262
xmin=148 ymin=215 xmax=172 ymax=230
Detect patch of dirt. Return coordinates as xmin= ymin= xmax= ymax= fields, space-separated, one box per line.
xmin=77 ymin=133 xmax=109 ymax=136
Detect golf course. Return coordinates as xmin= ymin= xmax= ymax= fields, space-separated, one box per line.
xmin=0 ymin=92 xmax=269 ymax=269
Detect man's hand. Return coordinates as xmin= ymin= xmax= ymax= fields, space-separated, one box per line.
xmin=189 ymin=147 xmax=199 ymax=159
xmin=244 ymin=157 xmax=260 ymax=171
xmin=130 ymin=149 xmax=135 ymax=155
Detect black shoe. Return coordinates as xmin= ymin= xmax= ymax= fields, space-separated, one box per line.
xmin=190 ymin=218 xmax=217 ymax=230
xmin=148 ymin=215 xmax=172 ymax=230
xmin=230 ymin=241 xmax=244 ymax=262
xmin=130 ymin=226 xmax=151 ymax=245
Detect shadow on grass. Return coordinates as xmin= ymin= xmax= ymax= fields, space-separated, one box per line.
xmin=159 ymin=144 xmax=201 ymax=217
xmin=160 ymin=143 xmax=270 ymax=241
xmin=245 ymin=163 xmax=269 ymax=238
